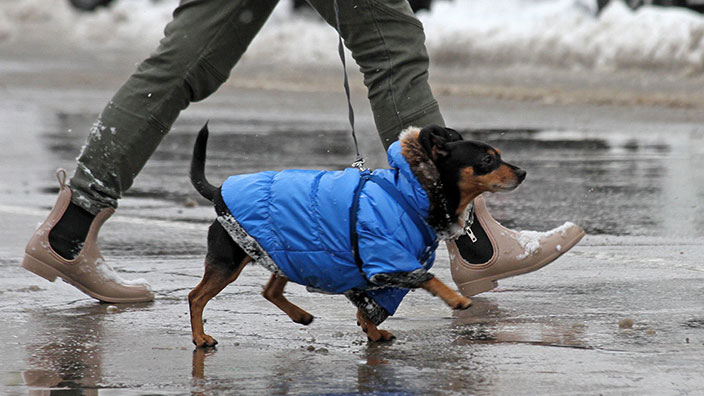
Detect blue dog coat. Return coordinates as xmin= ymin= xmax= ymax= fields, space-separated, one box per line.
xmin=216 ymin=141 xmax=438 ymax=322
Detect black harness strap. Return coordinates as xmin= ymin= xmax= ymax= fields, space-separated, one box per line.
xmin=349 ymin=170 xmax=371 ymax=271
xmin=349 ymin=171 xmax=439 ymax=280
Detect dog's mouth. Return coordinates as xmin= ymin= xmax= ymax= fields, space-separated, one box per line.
xmin=490 ymin=183 xmax=520 ymax=192
xmin=488 ymin=166 xmax=526 ymax=192
xmin=474 ymin=167 xmax=526 ymax=192
xmin=492 ymin=176 xmax=525 ymax=192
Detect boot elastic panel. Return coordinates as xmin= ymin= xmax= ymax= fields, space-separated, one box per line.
xmin=455 ymin=215 xmax=494 ymax=264
xmin=48 ymin=202 xmax=95 ymax=260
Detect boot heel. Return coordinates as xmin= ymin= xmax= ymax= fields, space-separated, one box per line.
xmin=457 ymin=279 xmax=497 ymax=297
xmin=22 ymin=255 xmax=59 ymax=282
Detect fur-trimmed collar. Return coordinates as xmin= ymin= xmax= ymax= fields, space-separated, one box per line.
xmin=398 ymin=127 xmax=462 ymax=239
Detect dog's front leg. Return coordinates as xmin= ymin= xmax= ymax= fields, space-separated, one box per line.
xmin=262 ymin=273 xmax=314 ymax=325
xmin=421 ymin=277 xmax=472 ymax=310
xmin=356 ymin=309 xmax=396 ymax=342
xmin=369 ymin=271 xmax=472 ymax=310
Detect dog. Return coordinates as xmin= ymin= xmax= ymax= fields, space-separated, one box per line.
xmin=187 ymin=124 xmax=526 ymax=347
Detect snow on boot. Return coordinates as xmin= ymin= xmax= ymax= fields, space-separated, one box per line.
xmin=22 ymin=169 xmax=154 ymax=303
xmin=446 ymin=194 xmax=585 ymax=296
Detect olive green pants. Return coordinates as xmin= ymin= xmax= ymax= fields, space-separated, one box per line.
xmin=70 ymin=0 xmax=444 ymax=214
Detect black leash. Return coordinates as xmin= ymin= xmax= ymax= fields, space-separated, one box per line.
xmin=332 ymin=0 xmax=365 ymax=169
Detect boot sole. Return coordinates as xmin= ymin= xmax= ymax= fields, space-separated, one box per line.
xmin=22 ymin=253 xmax=60 ymax=282
xmin=456 ymin=229 xmax=586 ymax=296
xmin=22 ymin=254 xmax=154 ymax=304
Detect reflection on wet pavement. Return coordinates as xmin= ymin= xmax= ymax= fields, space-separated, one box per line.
xmin=2 ymin=108 xmax=704 ymax=395
xmin=20 ymin=306 xmax=105 ymax=396
xmin=451 ymin=298 xmax=590 ymax=350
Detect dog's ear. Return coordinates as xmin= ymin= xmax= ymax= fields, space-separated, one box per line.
xmin=445 ymin=127 xmax=463 ymax=142
xmin=419 ymin=125 xmax=453 ymax=161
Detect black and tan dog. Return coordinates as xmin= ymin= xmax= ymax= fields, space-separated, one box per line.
xmin=188 ymin=125 xmax=525 ymax=347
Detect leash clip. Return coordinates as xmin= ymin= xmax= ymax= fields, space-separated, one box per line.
xmin=351 ymin=156 xmax=366 ymax=171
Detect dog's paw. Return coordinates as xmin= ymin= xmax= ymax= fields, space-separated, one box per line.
xmin=294 ymin=313 xmax=314 ymax=326
xmin=193 ymin=334 xmax=218 ymax=348
xmin=368 ymin=330 xmax=396 ymax=343
xmin=452 ymin=296 xmax=472 ymax=310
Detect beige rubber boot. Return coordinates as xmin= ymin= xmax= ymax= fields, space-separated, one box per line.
xmin=22 ymin=169 xmax=154 ymax=303
xmin=447 ymin=194 xmax=585 ymax=296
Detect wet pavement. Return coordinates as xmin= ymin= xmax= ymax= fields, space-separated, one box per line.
xmin=2 ymin=44 xmax=704 ymax=395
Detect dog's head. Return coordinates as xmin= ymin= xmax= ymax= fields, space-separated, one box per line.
xmin=417 ymin=125 xmax=526 ymax=216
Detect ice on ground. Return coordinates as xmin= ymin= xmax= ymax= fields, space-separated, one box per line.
xmin=2 ymin=0 xmax=704 ymax=73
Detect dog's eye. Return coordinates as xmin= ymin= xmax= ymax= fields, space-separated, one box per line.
xmin=482 ymin=155 xmax=494 ymax=165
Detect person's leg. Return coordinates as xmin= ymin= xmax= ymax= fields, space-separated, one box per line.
xmin=72 ymin=0 xmax=279 ymax=214
xmin=24 ymin=0 xmax=280 ymax=303
xmin=308 ymin=0 xmax=585 ymax=296
xmin=306 ymin=0 xmax=445 ymax=149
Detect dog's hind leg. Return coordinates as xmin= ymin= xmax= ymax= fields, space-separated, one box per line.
xmin=262 ymin=273 xmax=314 ymax=325
xmin=356 ymin=309 xmax=395 ymax=342
xmin=189 ymin=221 xmax=250 ymax=348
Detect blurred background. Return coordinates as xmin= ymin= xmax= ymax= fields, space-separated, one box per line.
xmin=4 ymin=0 xmax=704 ymax=73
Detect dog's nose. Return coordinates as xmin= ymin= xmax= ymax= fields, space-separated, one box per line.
xmin=516 ymin=169 xmax=527 ymax=183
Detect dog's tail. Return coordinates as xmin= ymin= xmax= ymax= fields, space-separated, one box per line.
xmin=190 ymin=122 xmax=218 ymax=202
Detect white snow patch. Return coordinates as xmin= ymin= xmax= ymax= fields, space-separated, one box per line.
xmin=516 ymin=221 xmax=575 ymax=260
xmin=95 ymin=257 xmax=152 ymax=289
xmin=438 ymin=222 xmax=464 ymax=241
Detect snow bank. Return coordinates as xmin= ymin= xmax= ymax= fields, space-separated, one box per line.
xmin=2 ymin=0 xmax=704 ymax=73
xmin=0 ymin=0 xmax=175 ymax=48
xmin=422 ymin=0 xmax=704 ymax=73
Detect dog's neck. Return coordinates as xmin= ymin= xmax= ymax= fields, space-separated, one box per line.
xmin=400 ymin=128 xmax=462 ymax=239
